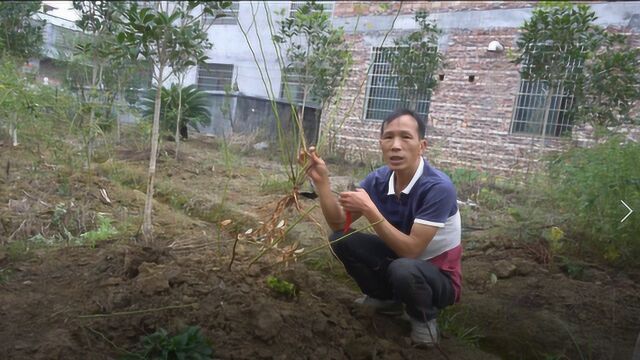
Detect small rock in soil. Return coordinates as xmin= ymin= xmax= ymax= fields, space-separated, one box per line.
xmin=253 ymin=304 xmax=284 ymax=341
xmin=493 ymin=260 xmax=517 ymax=279
xmin=344 ymin=336 xmax=376 ymax=360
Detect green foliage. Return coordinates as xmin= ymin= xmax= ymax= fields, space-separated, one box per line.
xmin=476 ymin=188 xmax=505 ymax=211
xmin=124 ymin=326 xmax=213 ymax=360
xmin=141 ymin=85 xmax=212 ymax=138
xmin=0 ymin=268 xmax=13 ymax=284
xmin=266 ymin=275 xmax=297 ymax=298
xmin=386 ymin=11 xmax=444 ymax=106
xmin=0 ymin=1 xmax=43 ymax=60
xmin=515 ymin=3 xmax=640 ymax=134
xmin=81 ymin=214 xmax=118 ymax=246
xmin=438 ymin=306 xmax=483 ymax=347
xmin=273 ymin=1 xmax=353 ymax=106
xmin=259 ymin=173 xmax=291 ymax=195
xmin=0 ymin=59 xmax=36 ymax=135
xmin=576 ymin=40 xmax=640 ymax=130
xmin=545 ymin=137 xmax=640 ymax=265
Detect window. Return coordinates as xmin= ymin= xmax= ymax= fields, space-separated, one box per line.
xmin=204 ymin=1 xmax=239 ymax=25
xmin=510 ymin=46 xmax=584 ymax=137
xmin=197 ymin=63 xmax=234 ymax=91
xmin=279 ymin=67 xmax=320 ymax=105
xmin=289 ymin=1 xmax=334 ymax=17
xmin=280 ymin=67 xmax=306 ymax=103
xmin=53 ymin=25 xmax=82 ymax=52
xmin=364 ymin=47 xmax=432 ymax=121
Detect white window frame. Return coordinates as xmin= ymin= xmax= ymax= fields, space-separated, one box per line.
xmin=197 ymin=63 xmax=234 ymax=92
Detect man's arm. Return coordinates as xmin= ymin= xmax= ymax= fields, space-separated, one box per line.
xmin=301 ymin=148 xmax=347 ymax=232
xmin=339 ymin=189 xmax=438 ymax=258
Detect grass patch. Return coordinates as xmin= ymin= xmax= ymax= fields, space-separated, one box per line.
xmin=438 ymin=305 xmax=483 ymax=347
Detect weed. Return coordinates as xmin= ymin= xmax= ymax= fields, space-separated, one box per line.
xmin=124 ymin=326 xmax=213 ymax=360
xmin=80 ymin=214 xmax=118 ymax=247
xmin=544 ymin=137 xmax=640 ymax=265
xmin=259 ymin=173 xmax=291 ymax=194
xmin=438 ymin=306 xmax=483 ymax=347
xmin=0 ymin=268 xmax=13 ymax=284
xmin=476 ymin=188 xmax=505 ymax=211
xmin=266 ymin=275 xmax=297 ymax=298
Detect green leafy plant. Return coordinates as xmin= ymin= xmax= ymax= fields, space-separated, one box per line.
xmin=140 ymin=84 xmax=211 ymax=140
xmin=386 ymin=11 xmax=444 ymax=109
xmin=81 ymin=214 xmax=118 ymax=246
xmin=438 ymin=306 xmax=482 ymax=347
xmin=545 ymin=136 xmax=640 ymax=265
xmin=0 ymin=2 xmax=43 ymax=60
xmin=116 ymin=1 xmax=217 ymax=242
xmin=272 ymin=0 xmax=353 ymax=185
xmin=266 ymin=275 xmax=297 ymax=298
xmin=514 ymin=3 xmax=640 ymax=139
xmin=124 ymin=326 xmax=213 ymax=360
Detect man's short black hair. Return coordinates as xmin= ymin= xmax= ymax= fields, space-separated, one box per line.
xmin=379 ymin=109 xmax=426 ymax=139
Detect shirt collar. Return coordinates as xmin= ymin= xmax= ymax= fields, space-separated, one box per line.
xmin=387 ymin=157 xmax=425 ymax=196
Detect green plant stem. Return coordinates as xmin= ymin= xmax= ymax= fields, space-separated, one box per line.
xmin=84 ymin=326 xmax=139 ymax=357
xmin=78 ymin=303 xmax=197 ymax=319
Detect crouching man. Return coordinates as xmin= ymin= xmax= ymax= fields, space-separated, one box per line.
xmin=301 ymin=109 xmax=462 ymax=347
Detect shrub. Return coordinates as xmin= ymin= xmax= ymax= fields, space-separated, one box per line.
xmin=545 ymin=137 xmax=640 ymax=265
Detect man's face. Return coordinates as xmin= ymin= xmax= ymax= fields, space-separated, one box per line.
xmin=379 ymin=115 xmax=427 ymax=173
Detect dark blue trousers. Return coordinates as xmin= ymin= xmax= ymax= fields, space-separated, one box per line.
xmin=330 ymin=230 xmax=455 ymax=321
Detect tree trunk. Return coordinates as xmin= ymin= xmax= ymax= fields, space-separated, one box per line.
xmin=175 ymin=80 xmax=183 ymax=160
xmin=87 ymin=64 xmax=100 ymax=170
xmin=10 ymin=113 xmax=18 ymax=147
xmin=142 ymin=64 xmax=165 ymax=243
xmin=539 ymin=85 xmax=555 ymax=150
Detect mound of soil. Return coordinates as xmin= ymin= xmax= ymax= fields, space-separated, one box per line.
xmin=0 ymin=243 xmax=494 ymax=359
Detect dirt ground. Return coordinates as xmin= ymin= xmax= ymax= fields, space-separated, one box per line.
xmin=1 ymin=132 xmax=639 ymax=359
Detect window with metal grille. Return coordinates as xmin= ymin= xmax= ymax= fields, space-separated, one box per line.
xmin=279 ymin=67 xmax=321 ymax=105
xmin=280 ymin=67 xmax=306 ymax=103
xmin=197 ymin=63 xmax=233 ymax=91
xmin=510 ymin=47 xmax=584 ymax=137
xmin=364 ymin=47 xmax=432 ymax=121
xmin=204 ymin=1 xmax=239 ymax=25
xmin=289 ymin=1 xmax=334 ymax=17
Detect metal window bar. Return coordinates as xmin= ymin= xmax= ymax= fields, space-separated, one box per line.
xmin=204 ymin=1 xmax=240 ymax=25
xmin=280 ymin=67 xmax=305 ymax=103
xmin=364 ymin=47 xmax=432 ymax=121
xmin=280 ymin=67 xmax=321 ymax=105
xmin=510 ymin=44 xmax=584 ymax=136
xmin=289 ymin=1 xmax=334 ymax=17
xmin=197 ymin=63 xmax=234 ymax=91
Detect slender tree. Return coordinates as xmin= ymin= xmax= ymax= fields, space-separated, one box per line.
xmin=0 ymin=1 xmax=43 ymax=146
xmin=73 ymin=1 xmax=122 ymax=169
xmin=272 ymin=1 xmax=352 ymax=184
xmin=116 ymin=1 xmax=215 ymax=243
xmin=169 ymin=1 xmax=231 ymax=159
xmin=386 ymin=11 xmax=444 ymax=111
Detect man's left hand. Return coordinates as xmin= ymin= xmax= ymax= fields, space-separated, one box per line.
xmin=338 ymin=188 xmax=374 ymax=214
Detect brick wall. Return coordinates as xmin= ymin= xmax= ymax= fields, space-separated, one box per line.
xmin=333 ymin=1 xmax=536 ymax=17
xmin=325 ymin=1 xmax=639 ymax=175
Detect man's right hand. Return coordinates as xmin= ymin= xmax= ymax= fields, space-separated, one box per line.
xmin=299 ymin=146 xmax=330 ymax=186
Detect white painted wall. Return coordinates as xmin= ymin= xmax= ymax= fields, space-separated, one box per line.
xmin=178 ymin=1 xmax=291 ymax=98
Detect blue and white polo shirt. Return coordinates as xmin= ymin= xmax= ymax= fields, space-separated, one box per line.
xmin=359 ymin=157 xmax=462 ymax=260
